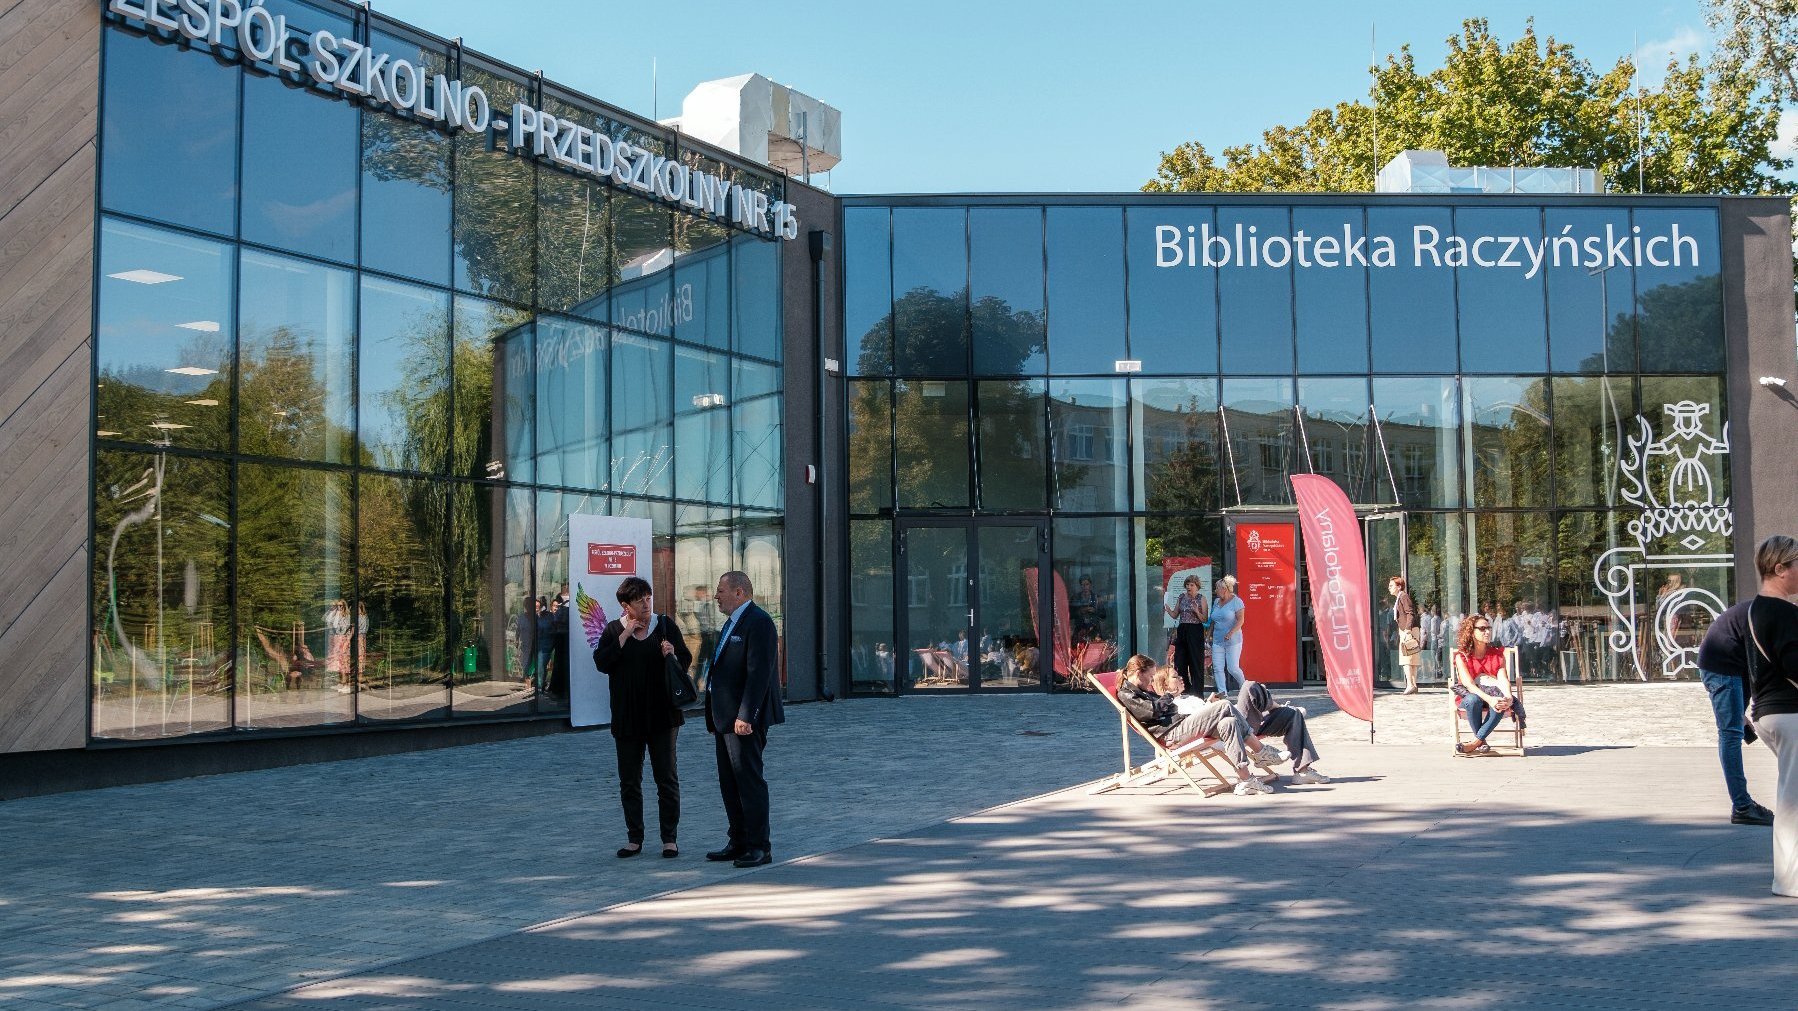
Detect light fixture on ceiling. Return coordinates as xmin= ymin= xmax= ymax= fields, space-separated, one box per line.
xmin=165 ymin=366 xmax=219 ymax=377
xmin=175 ymin=320 xmax=220 ymax=332
xmin=108 ymin=269 xmax=182 ymax=284
xmin=691 ymin=392 xmax=727 ymax=409
xmin=184 ymin=398 xmax=219 ymax=407
xmin=96 ymin=430 xmax=121 ymax=437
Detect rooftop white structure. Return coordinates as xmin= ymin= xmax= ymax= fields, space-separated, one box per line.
xmin=664 ymin=74 xmax=841 ymax=181
xmin=1376 ymin=149 xmax=1604 ymax=194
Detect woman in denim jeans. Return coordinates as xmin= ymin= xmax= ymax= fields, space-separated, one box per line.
xmin=1697 ymin=589 xmax=1776 ymax=826
xmin=1452 ymin=615 xmax=1521 ymax=755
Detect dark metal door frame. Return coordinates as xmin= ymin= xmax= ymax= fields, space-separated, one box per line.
xmin=894 ymin=517 xmax=1050 ymax=694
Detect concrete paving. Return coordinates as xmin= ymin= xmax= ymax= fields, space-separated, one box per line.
xmin=0 ymin=683 xmax=1783 ymax=1009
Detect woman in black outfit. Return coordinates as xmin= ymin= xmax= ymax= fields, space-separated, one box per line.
xmin=592 ymin=576 xmax=693 ymax=859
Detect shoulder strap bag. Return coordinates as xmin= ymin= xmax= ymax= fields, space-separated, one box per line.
xmin=659 ymin=615 xmax=698 ymax=708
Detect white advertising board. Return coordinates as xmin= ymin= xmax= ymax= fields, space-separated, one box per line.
xmin=567 ymin=514 xmax=652 ymax=728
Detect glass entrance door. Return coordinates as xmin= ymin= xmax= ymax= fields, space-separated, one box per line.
xmin=898 ymin=520 xmax=1047 ymax=691
xmin=1365 ymin=512 xmax=1408 ymax=687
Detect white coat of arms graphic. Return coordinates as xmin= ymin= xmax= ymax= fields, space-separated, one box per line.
xmin=1593 ymin=401 xmax=1732 ymax=680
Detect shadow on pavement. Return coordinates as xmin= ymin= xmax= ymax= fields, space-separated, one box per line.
xmin=232 ymin=760 xmax=1798 ymax=1010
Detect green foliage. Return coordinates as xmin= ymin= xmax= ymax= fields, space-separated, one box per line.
xmin=1705 ymin=0 xmax=1798 ymax=102
xmin=1145 ymin=18 xmax=1792 ymax=198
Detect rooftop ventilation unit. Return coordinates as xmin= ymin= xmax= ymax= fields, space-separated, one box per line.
xmin=665 ymin=74 xmax=841 ymax=182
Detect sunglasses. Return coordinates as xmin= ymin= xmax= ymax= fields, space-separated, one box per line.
xmin=1472 ymin=624 xmax=1492 ymax=632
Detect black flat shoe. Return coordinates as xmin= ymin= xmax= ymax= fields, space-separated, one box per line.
xmin=616 ymin=845 xmax=643 ymax=858
xmin=1732 ymin=803 xmax=1776 ymax=826
xmin=732 ymin=848 xmax=772 ymax=868
xmin=705 ymin=845 xmax=744 ymax=862
xmin=662 ymin=846 xmax=679 ymax=858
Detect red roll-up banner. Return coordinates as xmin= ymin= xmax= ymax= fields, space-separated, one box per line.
xmin=1234 ymin=524 xmax=1300 ymax=685
xmin=1291 ymin=475 xmax=1374 ymax=724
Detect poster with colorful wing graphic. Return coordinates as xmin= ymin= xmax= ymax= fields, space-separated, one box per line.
xmin=566 ymin=515 xmax=652 ymax=728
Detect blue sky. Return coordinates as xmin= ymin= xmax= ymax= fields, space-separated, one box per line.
xmin=374 ymin=0 xmax=1738 ymax=194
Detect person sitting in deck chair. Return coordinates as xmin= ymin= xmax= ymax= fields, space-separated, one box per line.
xmin=1227 ymin=680 xmax=1331 ymax=785
xmin=1115 ymin=654 xmax=1273 ymax=796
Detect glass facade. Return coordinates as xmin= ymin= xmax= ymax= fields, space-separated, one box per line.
xmin=92 ymin=7 xmax=785 ymax=741
xmin=844 ymin=197 xmax=1732 ymax=693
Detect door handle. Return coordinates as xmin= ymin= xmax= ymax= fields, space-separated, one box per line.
xmin=968 ymin=610 xmax=975 ymax=626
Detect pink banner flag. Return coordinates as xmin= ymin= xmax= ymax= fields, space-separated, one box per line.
xmin=1291 ymin=475 xmax=1374 ymax=724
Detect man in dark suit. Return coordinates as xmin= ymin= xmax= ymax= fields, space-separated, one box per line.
xmin=704 ymin=570 xmax=784 ymax=868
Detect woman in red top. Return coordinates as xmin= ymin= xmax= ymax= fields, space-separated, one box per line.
xmin=1452 ymin=614 xmax=1519 ymax=755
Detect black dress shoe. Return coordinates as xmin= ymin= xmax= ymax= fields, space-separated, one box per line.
xmin=1732 ymin=803 xmax=1776 ymax=826
xmin=705 ymin=845 xmax=745 ymax=862
xmin=732 ymin=848 xmax=772 ymax=868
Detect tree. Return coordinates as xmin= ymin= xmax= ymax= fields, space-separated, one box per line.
xmin=1705 ymin=0 xmax=1798 ymax=102
xmin=1145 ymin=19 xmax=1791 ymax=198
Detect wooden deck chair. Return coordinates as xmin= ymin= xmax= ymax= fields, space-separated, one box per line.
xmin=1087 ymin=670 xmax=1241 ymax=796
xmin=1451 ymin=645 xmax=1527 ymax=756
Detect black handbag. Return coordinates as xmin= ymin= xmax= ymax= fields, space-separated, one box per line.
xmin=659 ymin=616 xmax=698 ymax=707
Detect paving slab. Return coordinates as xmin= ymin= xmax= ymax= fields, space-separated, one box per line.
xmin=230 ymin=739 xmax=1791 ymax=1010
xmin=0 ymin=683 xmax=1774 ymax=1009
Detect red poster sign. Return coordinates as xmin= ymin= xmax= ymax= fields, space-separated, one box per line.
xmin=1291 ymin=475 xmax=1374 ymax=723
xmin=587 ymin=543 xmax=637 ymax=576
xmin=1234 ymin=522 xmax=1299 ymax=685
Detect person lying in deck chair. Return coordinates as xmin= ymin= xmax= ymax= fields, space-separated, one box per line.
xmin=1227 ymin=680 xmax=1331 ymax=785
xmin=1115 ymin=655 xmax=1273 ymax=796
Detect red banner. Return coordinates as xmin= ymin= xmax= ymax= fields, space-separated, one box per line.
xmin=1291 ymin=475 xmax=1374 ymax=723
xmin=1234 ymin=523 xmax=1299 ymax=685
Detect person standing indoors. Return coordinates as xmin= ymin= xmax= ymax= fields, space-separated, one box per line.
xmin=546 ymin=595 xmax=571 ymax=701
xmin=1741 ymin=536 xmax=1798 ymax=895
xmin=1390 ymin=576 xmax=1420 ymax=695
xmin=704 ymin=570 xmax=784 ymax=869
xmin=593 ymin=577 xmax=692 ymax=859
xmin=1698 ymin=558 xmax=1779 ymax=827
xmin=1169 ymin=576 xmax=1209 ymax=696
xmin=1211 ymin=575 xmax=1247 ymax=699
xmin=533 ymin=596 xmax=553 ymax=693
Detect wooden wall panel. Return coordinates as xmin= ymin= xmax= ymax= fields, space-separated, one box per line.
xmin=0 ymin=0 xmax=97 ymax=754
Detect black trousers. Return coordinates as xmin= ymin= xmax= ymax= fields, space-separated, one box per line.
xmin=714 ymin=727 xmax=770 ymax=851
xmin=615 ymin=729 xmax=680 ymax=845
xmin=1172 ymin=624 xmax=1208 ymax=693
xmin=1255 ymin=707 xmax=1320 ymax=772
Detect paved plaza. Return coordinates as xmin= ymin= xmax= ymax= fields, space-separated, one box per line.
xmin=2 ymin=684 xmax=1791 ymax=1009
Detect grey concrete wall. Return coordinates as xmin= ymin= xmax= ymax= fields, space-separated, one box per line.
xmin=1721 ymin=196 xmax=1798 ymax=599
xmin=0 ymin=0 xmax=98 ymax=755
xmin=778 ymin=180 xmax=842 ymax=703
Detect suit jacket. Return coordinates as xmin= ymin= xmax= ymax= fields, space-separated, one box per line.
xmin=705 ymin=601 xmax=784 ymax=733
xmin=1394 ymin=591 xmax=1418 ymax=632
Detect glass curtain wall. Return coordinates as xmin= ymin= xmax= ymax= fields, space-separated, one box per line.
xmin=843 ymin=196 xmax=1731 ymax=691
xmin=91 ymin=8 xmax=786 ymax=740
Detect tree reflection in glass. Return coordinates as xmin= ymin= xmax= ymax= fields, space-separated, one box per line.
xmin=96 ymin=219 xmax=234 ymax=451
xmin=358 ymin=277 xmax=450 ymax=474
xmin=358 ymin=472 xmax=450 ymax=721
xmin=238 ymin=251 xmax=354 ymax=464
xmin=235 ymin=463 xmax=353 ymax=728
xmin=91 ymin=451 xmax=232 ymax=740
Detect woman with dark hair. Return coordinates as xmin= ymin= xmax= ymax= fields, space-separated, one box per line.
xmin=1169 ymin=575 xmax=1209 ymax=696
xmin=1739 ymin=534 xmax=1798 ymax=895
xmin=593 ymin=576 xmax=693 ymax=858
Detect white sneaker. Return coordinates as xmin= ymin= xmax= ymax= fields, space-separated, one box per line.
xmin=1289 ymin=768 xmax=1331 ymax=785
xmin=1233 ymin=776 xmax=1274 ymax=796
xmin=1252 ymin=745 xmax=1290 ymax=768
